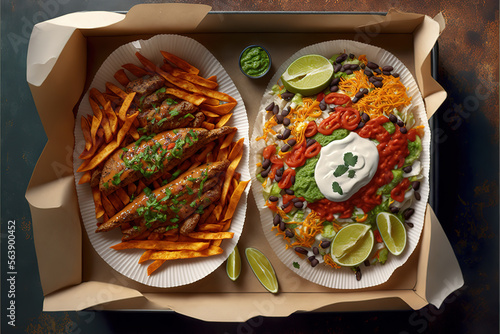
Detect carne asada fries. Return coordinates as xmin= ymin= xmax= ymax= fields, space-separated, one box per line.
xmin=76 ymin=49 xmax=249 ymax=276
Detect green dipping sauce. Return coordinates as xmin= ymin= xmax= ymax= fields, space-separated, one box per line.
xmin=240 ymin=46 xmax=270 ymax=77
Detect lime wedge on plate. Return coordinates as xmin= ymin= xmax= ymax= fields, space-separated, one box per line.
xmin=245 ymin=247 xmax=278 ymax=293
xmin=331 ymin=223 xmax=374 ymax=266
xmin=281 ymin=54 xmax=333 ymax=96
xmin=376 ymin=212 xmax=407 ymax=256
xmin=226 ymin=246 xmax=241 ymax=281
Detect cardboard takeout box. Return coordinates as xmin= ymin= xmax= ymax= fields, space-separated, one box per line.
xmin=26 ymin=4 xmax=463 ymax=321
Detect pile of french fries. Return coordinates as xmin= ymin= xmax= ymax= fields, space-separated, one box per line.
xmin=76 ymin=49 xmax=249 ymax=276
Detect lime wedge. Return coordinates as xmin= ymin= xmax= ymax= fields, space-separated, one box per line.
xmin=281 ymin=54 xmax=333 ymax=96
xmin=331 ymin=223 xmax=374 ymax=266
xmin=245 ymin=247 xmax=278 ymax=293
xmin=226 ymin=246 xmax=241 ymax=281
xmin=376 ymin=212 xmax=407 ymax=256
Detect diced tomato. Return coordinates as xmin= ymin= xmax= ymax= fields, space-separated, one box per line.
xmin=304 ymin=141 xmax=322 ymax=158
xmin=263 ymin=145 xmax=276 ymax=160
xmin=269 ymin=163 xmax=281 ymax=179
xmin=316 ymin=92 xmax=325 ymax=102
xmin=340 ymin=107 xmax=360 ymax=130
xmin=278 ymin=168 xmax=296 ymax=189
xmin=318 ymin=111 xmax=342 ymax=135
xmin=324 ymin=92 xmax=351 ymax=106
xmin=304 ymin=121 xmax=318 ymax=138
xmin=373 ymin=230 xmax=383 ymax=243
xmin=285 ymin=141 xmax=307 ymax=167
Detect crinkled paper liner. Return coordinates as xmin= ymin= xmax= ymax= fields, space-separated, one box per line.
xmin=250 ymin=40 xmax=430 ymax=289
xmin=73 ymin=34 xmax=250 ymax=288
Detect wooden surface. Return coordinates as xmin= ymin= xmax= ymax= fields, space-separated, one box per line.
xmin=1 ymin=1 xmax=498 ymax=333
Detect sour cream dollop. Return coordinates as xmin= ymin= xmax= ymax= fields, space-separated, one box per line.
xmin=315 ymin=132 xmax=379 ymax=202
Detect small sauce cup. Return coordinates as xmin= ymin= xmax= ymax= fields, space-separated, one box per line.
xmin=239 ymin=45 xmax=272 ymax=79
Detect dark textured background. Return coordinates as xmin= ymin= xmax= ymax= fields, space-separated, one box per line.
xmin=1 ymin=1 xmax=498 ymax=333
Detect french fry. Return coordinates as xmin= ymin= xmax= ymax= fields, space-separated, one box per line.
xmin=122 ymin=63 xmax=150 ymax=77
xmin=149 ymin=245 xmax=223 ymax=261
xmin=200 ymin=102 xmax=237 ymax=115
xmin=111 ymin=240 xmax=210 ymax=251
xmin=201 ymin=109 xmax=220 ymax=118
xmin=101 ymin=194 xmax=117 ymax=218
xmin=223 ymin=180 xmax=250 ymax=221
xmin=78 ymin=170 xmax=92 ymax=184
xmin=139 ymin=249 xmax=154 ymax=264
xmin=115 ymin=187 xmax=130 ymax=205
xmin=79 ymin=129 xmax=105 ymax=160
xmin=89 ymin=88 xmax=108 ymax=107
xmin=216 ymin=113 xmax=232 ymax=128
xmin=162 ymin=62 xmax=218 ymax=89
xmin=147 ymin=259 xmax=166 ymax=276
xmin=92 ymin=187 xmax=105 ymax=219
xmin=228 ymin=138 xmax=245 ymax=161
xmin=118 ymin=92 xmax=136 ymax=122
xmin=114 ymin=69 xmax=131 ymax=87
xmin=105 ymin=82 xmax=128 ymax=100
xmin=161 ymin=50 xmax=200 ymax=75
xmin=187 ymin=232 xmax=234 ymax=240
xmin=221 ymin=148 xmax=244 ymax=204
xmin=103 ymin=101 xmax=118 ymax=135
xmin=165 ymin=87 xmax=206 ymax=106
xmin=202 ymin=121 xmax=215 ymax=130
xmin=197 ymin=224 xmax=224 ymax=232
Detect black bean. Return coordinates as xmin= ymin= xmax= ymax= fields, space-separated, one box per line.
xmin=373 ymin=68 xmax=382 ymax=75
xmin=330 ymin=85 xmax=339 ymax=92
xmin=306 ymin=138 xmax=317 ymax=147
xmin=336 ymin=53 xmax=348 ymax=63
xmin=367 ymin=61 xmax=379 ymax=70
xmin=360 ymin=62 xmax=366 ymax=69
xmin=319 ymin=100 xmax=327 ymax=111
xmin=364 ymin=69 xmax=373 ymax=77
xmin=340 ymin=65 xmax=347 ymax=72
xmin=403 ymin=165 xmax=412 ymax=173
xmin=374 ymin=76 xmax=384 ymax=81
xmin=352 ymin=97 xmax=359 ymax=103
xmin=268 ymin=196 xmax=279 ymax=202
xmin=294 ymin=201 xmax=303 ymax=209
xmin=273 ymin=214 xmax=281 ymax=226
xmin=294 ymin=247 xmax=308 ymax=255
xmin=291 ymin=175 xmax=295 ymax=185
xmin=276 ymin=114 xmax=284 ymax=124
xmin=281 ymin=92 xmax=295 ymax=101
xmin=331 ymin=78 xmax=340 ymax=86
xmin=279 ymin=221 xmax=286 ymax=231
xmin=406 ymin=222 xmax=414 ymax=228
xmin=262 ymin=159 xmax=271 ymax=170
xmin=265 ymin=102 xmax=275 ymax=111
xmin=392 ymin=73 xmax=400 ymax=78
xmin=320 ymin=240 xmax=331 ymax=248
xmin=361 ymin=113 xmax=370 ymax=122
xmin=414 ymin=192 xmax=421 ymax=201
xmin=396 ymin=120 xmax=404 ymax=127
xmin=382 ymin=65 xmax=394 ymax=72
xmin=389 ymin=114 xmax=398 ymax=123
xmin=400 ymin=127 xmax=408 ymax=134
xmin=344 ymin=69 xmax=353 ymax=75
xmin=272 ymin=104 xmax=280 ymax=115
xmin=287 ymin=138 xmax=297 ymax=146
xmin=282 ymin=107 xmax=290 ymax=116
xmin=260 ymin=166 xmax=271 ymax=178
xmin=383 ymin=71 xmax=392 ymax=76
xmin=403 ymin=208 xmax=415 ymax=220
xmin=285 ymin=229 xmax=295 ymax=238
xmin=412 ymin=181 xmax=421 ymax=191
xmin=356 ymin=91 xmax=366 ymax=99
xmin=389 ymin=205 xmax=400 ymax=214
xmin=360 ymin=88 xmax=369 ymax=94
xmin=276 ymin=167 xmax=284 ymax=177
xmin=312 ymin=247 xmax=319 ymax=255
xmin=357 ymin=121 xmax=365 ymax=129
xmin=283 ymin=117 xmax=291 ymax=126
xmin=350 ymin=64 xmax=359 ymax=71
xmin=276 ymin=134 xmax=283 ymax=140
xmin=280 ymin=143 xmax=290 ymax=152
xmin=310 ymin=258 xmax=319 ymax=267
xmin=282 ymin=128 xmax=291 ymax=140
xmin=349 ymin=53 xmax=355 ymax=59
xmin=373 ymin=80 xmax=383 ymax=88
xmin=285 ymin=188 xmax=294 ymax=195
xmin=334 ymin=63 xmax=342 ymax=73
xmin=364 ymin=259 xmax=371 ymax=267
xmin=274 ymin=175 xmax=282 ymax=182
xmin=355 ymin=267 xmax=362 ymax=281
xmin=308 ymin=255 xmax=316 ymax=262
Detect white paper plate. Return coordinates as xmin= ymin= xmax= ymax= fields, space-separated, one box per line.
xmin=73 ymin=34 xmax=250 ymax=288
xmin=250 ymin=40 xmax=430 ymax=289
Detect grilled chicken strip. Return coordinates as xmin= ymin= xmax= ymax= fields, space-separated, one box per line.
xmin=136 ymin=97 xmax=205 ymax=134
xmin=126 ymin=74 xmax=165 ymax=97
xmin=99 ymin=126 xmax=236 ymax=194
xmin=96 ymin=160 xmax=230 ymax=233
